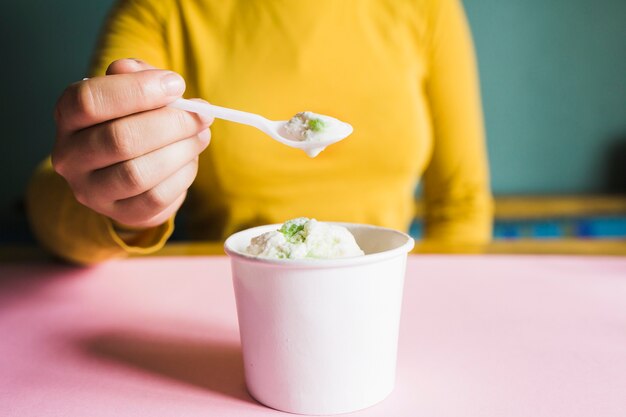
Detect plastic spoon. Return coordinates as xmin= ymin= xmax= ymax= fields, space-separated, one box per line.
xmin=168 ymin=98 xmax=353 ymax=157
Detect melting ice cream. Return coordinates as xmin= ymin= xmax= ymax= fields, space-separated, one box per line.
xmin=246 ymin=218 xmax=364 ymax=260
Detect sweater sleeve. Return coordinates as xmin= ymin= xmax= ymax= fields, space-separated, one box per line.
xmin=27 ymin=159 xmax=173 ymax=265
xmin=26 ymin=0 xmax=175 ymax=264
xmin=421 ymin=0 xmax=494 ymax=244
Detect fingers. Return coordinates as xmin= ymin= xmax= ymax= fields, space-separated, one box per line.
xmin=51 ymin=58 xmax=213 ymax=229
xmin=55 ymin=69 xmax=186 ymax=132
xmin=87 ymin=130 xmax=210 ymax=201
xmin=109 ymin=159 xmax=199 ymax=227
xmin=54 ymin=106 xmax=211 ymax=173
xmin=125 ymin=193 xmax=188 ymax=229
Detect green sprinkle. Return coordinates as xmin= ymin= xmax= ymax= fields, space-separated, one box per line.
xmin=307 ymin=118 xmax=326 ymax=133
xmin=280 ymin=222 xmax=304 ymax=238
xmin=279 ymin=218 xmax=308 ymax=243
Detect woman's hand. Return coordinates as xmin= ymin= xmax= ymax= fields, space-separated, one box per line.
xmin=52 ymin=59 xmax=212 ymax=229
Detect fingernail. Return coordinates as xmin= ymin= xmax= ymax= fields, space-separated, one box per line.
xmin=198 ymin=128 xmax=211 ymax=144
xmin=129 ymin=58 xmax=153 ymax=69
xmin=161 ymin=72 xmax=185 ymax=96
xmin=124 ymin=58 xmax=144 ymax=70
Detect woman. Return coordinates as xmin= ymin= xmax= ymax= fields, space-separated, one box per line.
xmin=27 ymin=0 xmax=492 ymax=264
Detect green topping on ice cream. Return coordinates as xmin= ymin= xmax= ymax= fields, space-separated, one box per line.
xmin=283 ymin=112 xmax=332 ymax=142
xmin=279 ymin=217 xmax=307 ymax=243
xmin=246 ymin=218 xmax=364 ymax=260
xmin=307 ymin=118 xmax=326 ymax=133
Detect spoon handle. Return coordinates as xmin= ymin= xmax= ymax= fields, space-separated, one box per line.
xmin=168 ymin=98 xmax=268 ymax=128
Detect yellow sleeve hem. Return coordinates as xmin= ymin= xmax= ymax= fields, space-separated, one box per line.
xmin=105 ymin=216 xmax=175 ymax=255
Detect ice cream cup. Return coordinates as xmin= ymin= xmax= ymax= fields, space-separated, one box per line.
xmin=224 ymin=223 xmax=415 ymax=415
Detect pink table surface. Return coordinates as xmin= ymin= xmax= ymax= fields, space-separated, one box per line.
xmin=1 ymin=255 xmax=625 ymax=417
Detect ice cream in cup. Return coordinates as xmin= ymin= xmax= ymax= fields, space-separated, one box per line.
xmin=224 ymin=218 xmax=415 ymax=415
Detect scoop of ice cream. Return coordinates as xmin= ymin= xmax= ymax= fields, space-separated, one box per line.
xmin=246 ymin=218 xmax=365 ymax=259
xmin=283 ymin=112 xmax=333 ymax=142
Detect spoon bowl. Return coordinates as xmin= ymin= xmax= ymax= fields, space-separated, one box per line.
xmin=169 ymin=99 xmax=353 ymax=157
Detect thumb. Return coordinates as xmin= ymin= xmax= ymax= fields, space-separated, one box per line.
xmin=105 ymin=58 xmax=156 ymax=75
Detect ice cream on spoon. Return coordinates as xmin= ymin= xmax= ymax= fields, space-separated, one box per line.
xmin=169 ymin=99 xmax=353 ymax=157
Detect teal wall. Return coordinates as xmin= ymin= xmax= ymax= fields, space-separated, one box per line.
xmin=0 ymin=1 xmax=115 ymax=240
xmin=1 ymin=0 xmax=625 ymax=240
xmin=466 ymin=0 xmax=626 ymax=194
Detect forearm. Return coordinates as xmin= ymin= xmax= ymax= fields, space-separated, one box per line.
xmin=422 ymin=0 xmax=493 ymax=244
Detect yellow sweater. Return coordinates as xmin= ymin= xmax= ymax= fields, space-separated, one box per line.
xmin=27 ymin=0 xmax=492 ymax=264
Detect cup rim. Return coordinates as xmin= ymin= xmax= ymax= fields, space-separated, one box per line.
xmin=224 ymin=222 xmax=415 ymax=268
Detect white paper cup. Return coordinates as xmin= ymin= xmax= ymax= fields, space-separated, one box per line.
xmin=224 ymin=223 xmax=414 ymax=415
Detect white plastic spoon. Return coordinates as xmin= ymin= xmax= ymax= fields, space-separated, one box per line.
xmin=168 ymin=98 xmax=353 ymax=157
